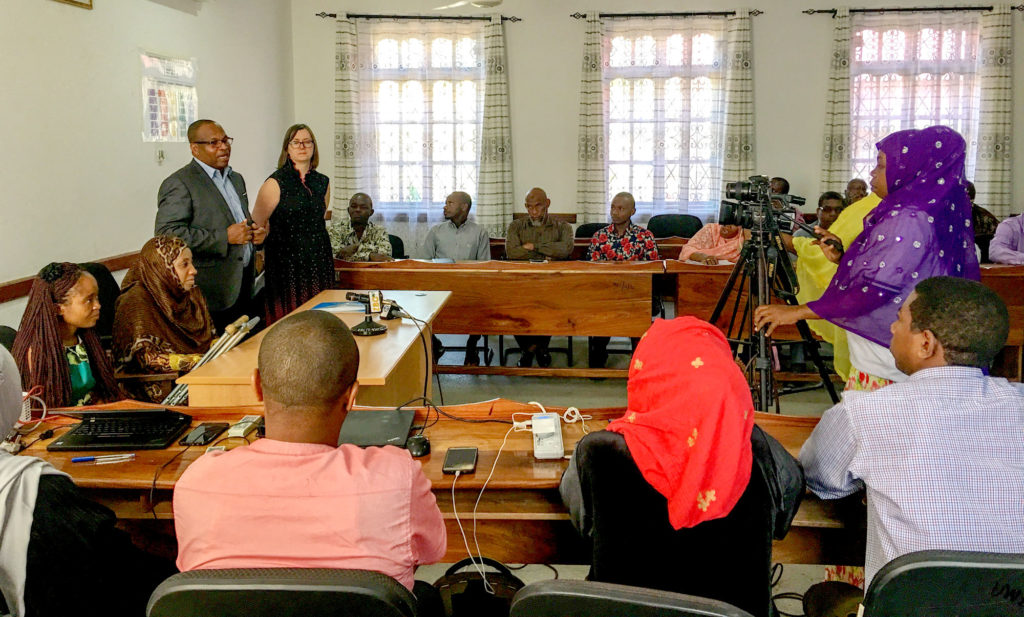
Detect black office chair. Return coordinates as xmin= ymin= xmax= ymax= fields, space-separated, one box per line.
xmin=79 ymin=262 xmax=120 ymax=347
xmin=511 ymin=580 xmax=756 ymax=617
xmin=647 ymin=214 xmax=703 ymax=239
xmin=0 ymin=326 xmax=15 ymax=351
xmin=388 ymin=234 xmax=407 ymax=259
xmin=575 ymin=222 xmax=607 ymax=239
xmin=862 ymin=550 xmax=1024 ymax=617
xmin=147 ymin=568 xmax=417 ymax=617
xmin=571 ymin=430 xmax=778 ymax=617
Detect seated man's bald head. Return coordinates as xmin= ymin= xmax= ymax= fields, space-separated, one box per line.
xmin=258 ymin=311 xmax=359 ymax=411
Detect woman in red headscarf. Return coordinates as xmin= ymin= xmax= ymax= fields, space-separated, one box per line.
xmin=560 ymin=316 xmax=800 ymax=617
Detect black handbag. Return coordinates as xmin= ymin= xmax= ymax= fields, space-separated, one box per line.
xmin=433 ymin=557 xmax=525 ymax=617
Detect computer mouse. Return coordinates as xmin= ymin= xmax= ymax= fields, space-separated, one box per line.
xmin=406 ymin=434 xmax=430 ymax=457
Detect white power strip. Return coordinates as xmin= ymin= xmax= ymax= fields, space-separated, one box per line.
xmin=531 ymin=412 xmax=564 ymax=460
xmin=228 ymin=415 xmax=263 ymax=438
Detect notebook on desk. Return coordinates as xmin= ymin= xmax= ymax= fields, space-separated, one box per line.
xmin=47 ymin=409 xmax=193 ymax=451
xmin=337 ymin=408 xmax=415 ymax=449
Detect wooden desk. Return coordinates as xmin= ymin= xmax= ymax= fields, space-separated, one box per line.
xmin=21 ymin=399 xmax=859 ymax=566
xmin=177 ymin=290 xmax=450 ymax=406
xmin=335 ymin=260 xmax=664 ymax=377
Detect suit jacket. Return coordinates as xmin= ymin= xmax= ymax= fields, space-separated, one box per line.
xmin=156 ymin=160 xmax=251 ymax=311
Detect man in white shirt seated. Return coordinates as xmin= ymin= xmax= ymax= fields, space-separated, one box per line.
xmin=419 ymin=191 xmax=492 ymax=364
xmin=800 ymin=276 xmax=1024 ymax=596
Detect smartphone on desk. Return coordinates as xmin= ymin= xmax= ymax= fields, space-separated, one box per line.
xmin=442 ymin=447 xmax=478 ymax=474
xmin=179 ymin=422 xmax=229 ymax=446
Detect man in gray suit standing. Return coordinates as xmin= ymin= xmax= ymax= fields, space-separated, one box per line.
xmin=156 ymin=119 xmax=267 ymax=330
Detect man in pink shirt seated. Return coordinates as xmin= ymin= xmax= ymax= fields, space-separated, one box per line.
xmin=173 ymin=310 xmax=446 ymax=611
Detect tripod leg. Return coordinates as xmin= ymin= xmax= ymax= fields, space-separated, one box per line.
xmin=794 ymin=320 xmax=840 ymax=403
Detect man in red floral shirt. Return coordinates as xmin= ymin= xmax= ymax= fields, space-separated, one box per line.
xmin=585 ymin=192 xmax=660 ymax=367
xmin=586 ymin=192 xmax=660 ymax=262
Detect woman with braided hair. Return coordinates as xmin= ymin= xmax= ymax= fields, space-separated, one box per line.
xmin=11 ymin=262 xmax=123 ymax=407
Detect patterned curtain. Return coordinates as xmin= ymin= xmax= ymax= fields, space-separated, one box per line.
xmin=476 ymin=15 xmax=514 ymax=237
xmin=975 ymin=5 xmax=1014 ymax=217
xmin=331 ymin=18 xmax=486 ymax=251
xmin=721 ymin=9 xmax=756 ymax=196
xmin=576 ymin=12 xmax=607 ymax=224
xmin=333 ymin=15 xmax=362 ymax=221
xmin=818 ymin=7 xmax=852 ymax=195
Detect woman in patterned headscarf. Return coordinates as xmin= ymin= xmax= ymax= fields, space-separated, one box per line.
xmin=755 ymin=126 xmax=979 ymax=390
xmin=113 ymin=236 xmax=215 ymax=401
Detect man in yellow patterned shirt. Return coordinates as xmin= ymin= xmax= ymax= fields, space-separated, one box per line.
xmin=328 ymin=193 xmax=393 ymax=261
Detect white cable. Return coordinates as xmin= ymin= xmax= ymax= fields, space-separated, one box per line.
xmin=528 ymin=401 xmax=591 ymax=434
xmin=452 ymin=471 xmax=493 ymax=593
xmin=469 ymin=423 xmax=516 ymax=597
xmin=18 ymin=395 xmax=48 ymax=434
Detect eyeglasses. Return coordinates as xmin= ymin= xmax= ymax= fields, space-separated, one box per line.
xmin=193 ymin=137 xmax=234 ymax=148
xmin=289 ymin=139 xmax=315 ymax=149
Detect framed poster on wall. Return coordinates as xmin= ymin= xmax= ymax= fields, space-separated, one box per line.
xmin=52 ymin=0 xmax=93 ymax=8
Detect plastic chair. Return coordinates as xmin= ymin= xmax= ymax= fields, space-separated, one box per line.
xmin=571 ymin=430 xmax=776 ymax=616
xmin=0 ymin=326 xmax=15 ymax=351
xmin=647 ymin=214 xmax=703 ymax=239
xmin=388 ymin=234 xmax=407 ymax=259
xmin=511 ymin=580 xmax=756 ymax=617
xmin=862 ymin=550 xmax=1024 ymax=617
xmin=575 ymin=222 xmax=607 ymax=239
xmin=147 ymin=568 xmax=417 ymax=617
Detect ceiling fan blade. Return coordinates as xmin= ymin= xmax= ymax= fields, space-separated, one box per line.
xmin=469 ymin=0 xmax=503 ymax=6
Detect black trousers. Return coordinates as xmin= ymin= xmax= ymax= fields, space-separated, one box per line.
xmin=514 ymin=335 xmax=552 ymax=354
xmin=210 ymin=265 xmax=258 ymax=334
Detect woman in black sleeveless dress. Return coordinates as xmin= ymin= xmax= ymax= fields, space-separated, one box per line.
xmin=251 ymin=124 xmax=335 ymax=324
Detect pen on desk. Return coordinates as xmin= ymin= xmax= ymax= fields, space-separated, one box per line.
xmin=71 ymin=454 xmax=136 ymax=464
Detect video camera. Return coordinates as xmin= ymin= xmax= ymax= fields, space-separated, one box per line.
xmin=719 ymin=175 xmax=806 ymax=231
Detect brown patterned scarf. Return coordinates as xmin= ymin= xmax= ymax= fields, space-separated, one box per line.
xmin=113 ymin=236 xmax=214 ymax=367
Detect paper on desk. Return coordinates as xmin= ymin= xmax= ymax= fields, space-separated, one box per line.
xmin=311 ymin=301 xmax=366 ymax=313
xmin=684 ymin=258 xmax=735 ymax=266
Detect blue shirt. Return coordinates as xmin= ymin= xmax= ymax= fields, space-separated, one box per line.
xmin=193 ymin=157 xmax=251 ymax=265
xmin=800 ymin=366 xmax=1024 ymax=587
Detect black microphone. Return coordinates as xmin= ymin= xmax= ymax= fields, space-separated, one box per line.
xmin=346 ymin=292 xmax=371 ymax=303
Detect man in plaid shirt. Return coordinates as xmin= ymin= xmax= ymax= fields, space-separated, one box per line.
xmin=800 ymin=276 xmax=1024 ymax=590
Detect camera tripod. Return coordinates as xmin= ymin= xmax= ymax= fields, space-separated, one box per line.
xmin=709 ymin=216 xmax=840 ymax=412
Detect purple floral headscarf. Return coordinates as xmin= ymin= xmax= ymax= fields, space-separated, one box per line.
xmin=808 ymin=125 xmax=980 ymax=346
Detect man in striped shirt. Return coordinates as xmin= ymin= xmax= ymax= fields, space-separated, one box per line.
xmin=800 ymin=276 xmax=1024 ymax=590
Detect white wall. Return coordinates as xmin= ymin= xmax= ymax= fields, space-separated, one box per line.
xmin=289 ymin=0 xmax=1022 ymax=215
xmin=0 ymin=0 xmax=294 ymax=326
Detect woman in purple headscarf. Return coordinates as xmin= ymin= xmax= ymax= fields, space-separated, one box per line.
xmin=754 ymin=126 xmax=979 ymax=390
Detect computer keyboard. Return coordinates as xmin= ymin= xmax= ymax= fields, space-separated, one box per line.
xmin=47 ymin=410 xmax=192 ymax=451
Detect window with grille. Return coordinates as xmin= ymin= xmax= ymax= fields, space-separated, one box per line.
xmin=602 ymin=19 xmax=728 ymax=221
xmin=850 ymin=13 xmax=981 ymax=180
xmin=362 ymin=22 xmax=485 ymax=220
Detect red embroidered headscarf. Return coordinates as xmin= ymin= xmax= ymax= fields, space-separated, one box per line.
xmin=606 ymin=316 xmax=755 ymax=529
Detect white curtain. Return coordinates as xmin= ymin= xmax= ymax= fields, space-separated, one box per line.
xmin=846 ymin=11 xmax=984 ymax=183
xmin=332 ymin=18 xmax=487 ymax=251
xmin=818 ymin=8 xmax=852 ymax=195
xmin=576 ymin=13 xmax=742 ymax=223
xmin=476 ymin=15 xmax=514 ymax=237
xmin=576 ymin=12 xmax=607 ymax=224
xmin=721 ymin=10 xmax=756 ymax=196
xmin=975 ymin=5 xmax=1014 ymax=216
xmin=332 ymin=15 xmax=362 ymax=220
